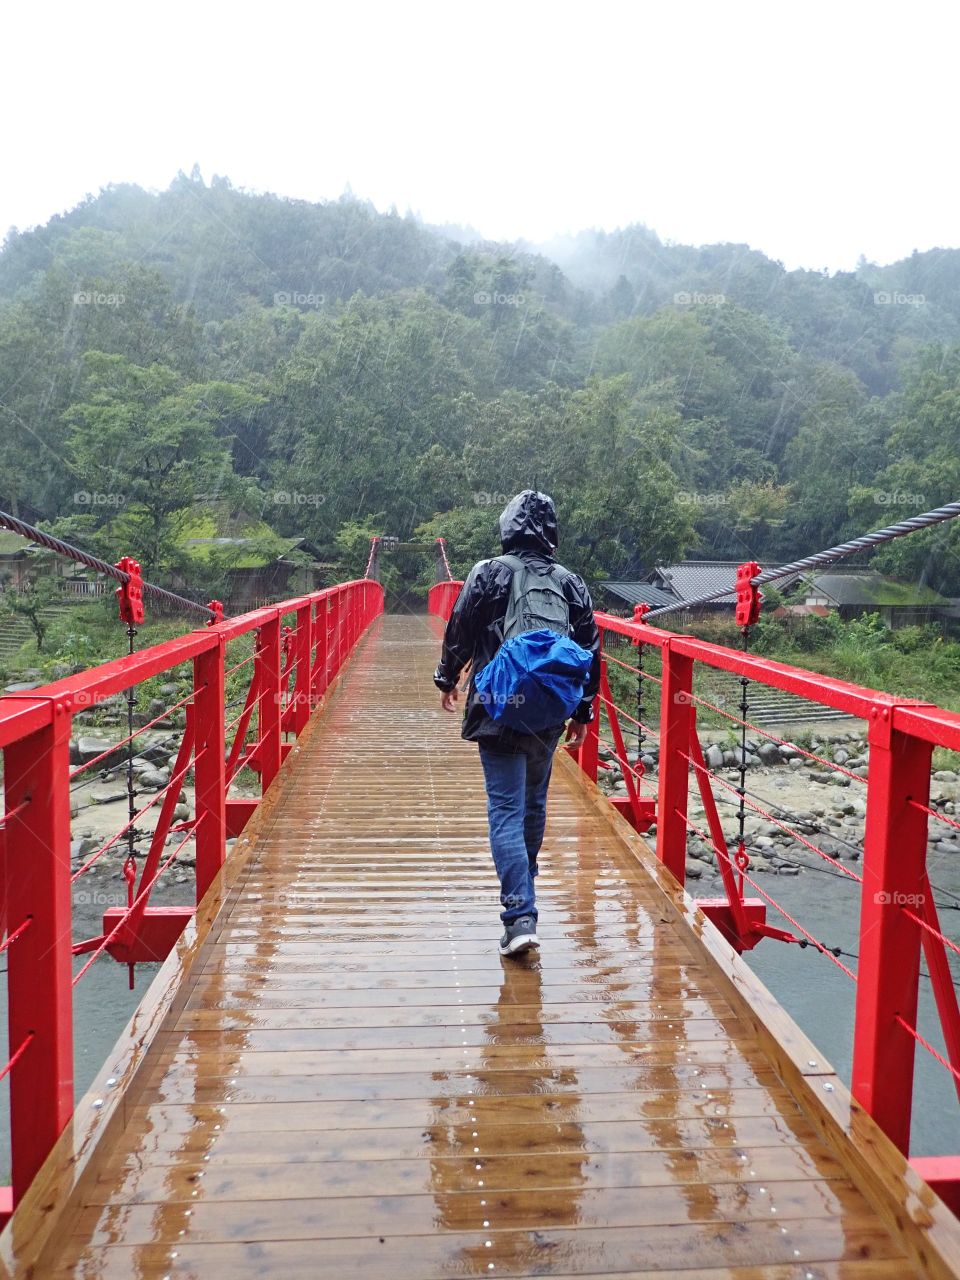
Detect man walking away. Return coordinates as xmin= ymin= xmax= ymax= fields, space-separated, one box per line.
xmin=434 ymin=491 xmax=600 ymax=956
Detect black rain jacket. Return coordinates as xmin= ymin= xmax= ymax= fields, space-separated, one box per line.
xmin=433 ymin=490 xmax=601 ymax=751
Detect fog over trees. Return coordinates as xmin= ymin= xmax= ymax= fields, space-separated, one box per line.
xmin=2 ymin=170 xmax=958 ymax=593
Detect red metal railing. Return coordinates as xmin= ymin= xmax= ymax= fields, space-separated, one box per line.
xmin=429 ymin=583 xmax=960 ymax=1200
xmin=427 ymin=580 xmax=462 ymax=618
xmin=0 ymin=578 xmax=383 ymax=1214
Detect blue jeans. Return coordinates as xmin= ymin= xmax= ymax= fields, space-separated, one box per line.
xmin=478 ymin=733 xmax=562 ymax=923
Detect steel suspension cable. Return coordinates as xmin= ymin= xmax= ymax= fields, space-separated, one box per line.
xmin=645 ymin=499 xmax=960 ymax=619
xmin=363 ymin=536 xmax=381 ymax=580
xmin=437 ymin=537 xmax=454 ymax=582
xmin=0 ymin=509 xmax=216 ymax=620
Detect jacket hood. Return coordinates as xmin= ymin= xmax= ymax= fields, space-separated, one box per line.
xmin=498 ymin=490 xmax=558 ymax=555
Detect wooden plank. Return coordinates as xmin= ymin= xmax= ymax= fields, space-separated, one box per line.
xmin=137 ymin=1040 xmax=774 ymax=1082
xmin=86 ymin=1145 xmax=851 ymax=1200
xmin=182 ymin=976 xmax=720 ymax=1005
xmin=124 ymin=1086 xmax=805 ymax=1143
xmin=173 ymin=998 xmax=735 ymax=1031
xmin=66 ymin=1178 xmax=875 ymax=1244
xmin=134 ymin=1062 xmax=781 ymax=1106
xmin=43 ymin=1221 xmax=913 ymax=1279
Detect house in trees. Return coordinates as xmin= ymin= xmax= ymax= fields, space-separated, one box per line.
xmin=603 ymin=561 xmax=950 ymax=629
xmin=798 ymin=569 xmax=949 ymax=627
xmin=172 ymin=511 xmax=333 ymax=611
xmin=0 ymin=531 xmax=40 ymax=590
xmin=0 ymin=533 xmax=74 ymax=591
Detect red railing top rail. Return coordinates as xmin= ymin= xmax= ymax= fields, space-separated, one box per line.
xmin=0 ymin=579 xmax=378 ymax=750
xmin=594 ymin=610 xmax=960 ymax=751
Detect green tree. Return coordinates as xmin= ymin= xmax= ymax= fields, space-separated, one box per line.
xmin=0 ymin=576 xmax=59 ymax=651
xmin=64 ymin=353 xmax=260 ymax=573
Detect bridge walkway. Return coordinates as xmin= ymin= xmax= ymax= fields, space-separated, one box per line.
xmin=11 ymin=614 xmax=935 ymax=1277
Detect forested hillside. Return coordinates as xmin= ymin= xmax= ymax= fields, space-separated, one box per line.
xmin=2 ymin=169 xmax=959 ymax=594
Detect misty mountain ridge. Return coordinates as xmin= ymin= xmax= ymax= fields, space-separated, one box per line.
xmin=1 ymin=169 xmax=959 ymax=599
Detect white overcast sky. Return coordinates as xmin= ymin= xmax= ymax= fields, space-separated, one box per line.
xmin=3 ymin=0 xmax=957 ymax=272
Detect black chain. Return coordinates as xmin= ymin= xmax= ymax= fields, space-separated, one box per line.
xmin=123 ymin=622 xmax=138 ymax=989
xmin=736 ymin=625 xmax=752 ymax=863
xmin=124 ymin=624 xmax=138 ymax=857
xmin=636 ymin=641 xmax=644 ymax=759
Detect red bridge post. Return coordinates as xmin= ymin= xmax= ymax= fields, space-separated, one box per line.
xmin=292 ymin=602 xmax=312 ymax=733
xmin=311 ymin=596 xmax=328 ymax=702
xmin=569 ymin=690 xmax=600 ymax=779
xmin=326 ymin=594 xmax=339 ymax=686
xmin=258 ymin=614 xmax=283 ymax=791
xmin=657 ymin=639 xmax=694 ymax=885
xmin=194 ymin=637 xmax=226 ymax=903
xmin=4 ymin=701 xmax=74 ymax=1203
xmin=852 ymin=706 xmax=933 ymax=1153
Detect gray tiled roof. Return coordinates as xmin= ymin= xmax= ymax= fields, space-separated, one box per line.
xmin=646 ymin=562 xmax=801 ymax=605
xmin=601 ymin=582 xmax=678 ymax=609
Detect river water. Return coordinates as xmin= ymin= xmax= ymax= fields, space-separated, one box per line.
xmin=0 ymin=874 xmax=186 ymax=1181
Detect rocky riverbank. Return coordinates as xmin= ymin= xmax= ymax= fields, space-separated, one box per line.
xmin=597 ymin=726 xmax=960 ymax=880
xmin=65 ymin=689 xmax=253 ymax=891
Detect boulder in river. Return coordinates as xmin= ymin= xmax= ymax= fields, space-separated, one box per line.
xmin=138 ymin=768 xmax=170 ymax=791
xmin=705 ymin=744 xmax=725 ymax=770
xmin=75 ymin=736 xmax=126 ymax=769
xmin=139 ymin=739 xmax=172 ymax=765
xmin=88 ymin=787 xmax=128 ymax=805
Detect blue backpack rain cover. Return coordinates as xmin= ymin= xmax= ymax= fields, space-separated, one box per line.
xmin=474 ymin=555 xmax=593 ymax=733
xmin=474 ymin=628 xmax=593 ymax=732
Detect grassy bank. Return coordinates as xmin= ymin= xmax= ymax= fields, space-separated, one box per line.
xmin=602 ymin=612 xmax=960 ymax=739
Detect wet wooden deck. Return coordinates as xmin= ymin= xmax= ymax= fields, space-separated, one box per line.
xmin=5 ymin=614 xmax=960 ymax=1277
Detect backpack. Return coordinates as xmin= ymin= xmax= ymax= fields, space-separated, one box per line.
xmin=473 ymin=554 xmax=593 ymax=733
xmin=497 ymin=553 xmax=572 ymax=641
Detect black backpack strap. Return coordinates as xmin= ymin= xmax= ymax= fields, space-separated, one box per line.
xmin=495 ymin=553 xmax=525 ymax=573
xmin=491 ymin=554 xmax=524 ymax=642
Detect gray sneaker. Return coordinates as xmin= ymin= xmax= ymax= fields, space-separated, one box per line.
xmin=499 ymin=915 xmax=539 ymax=956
